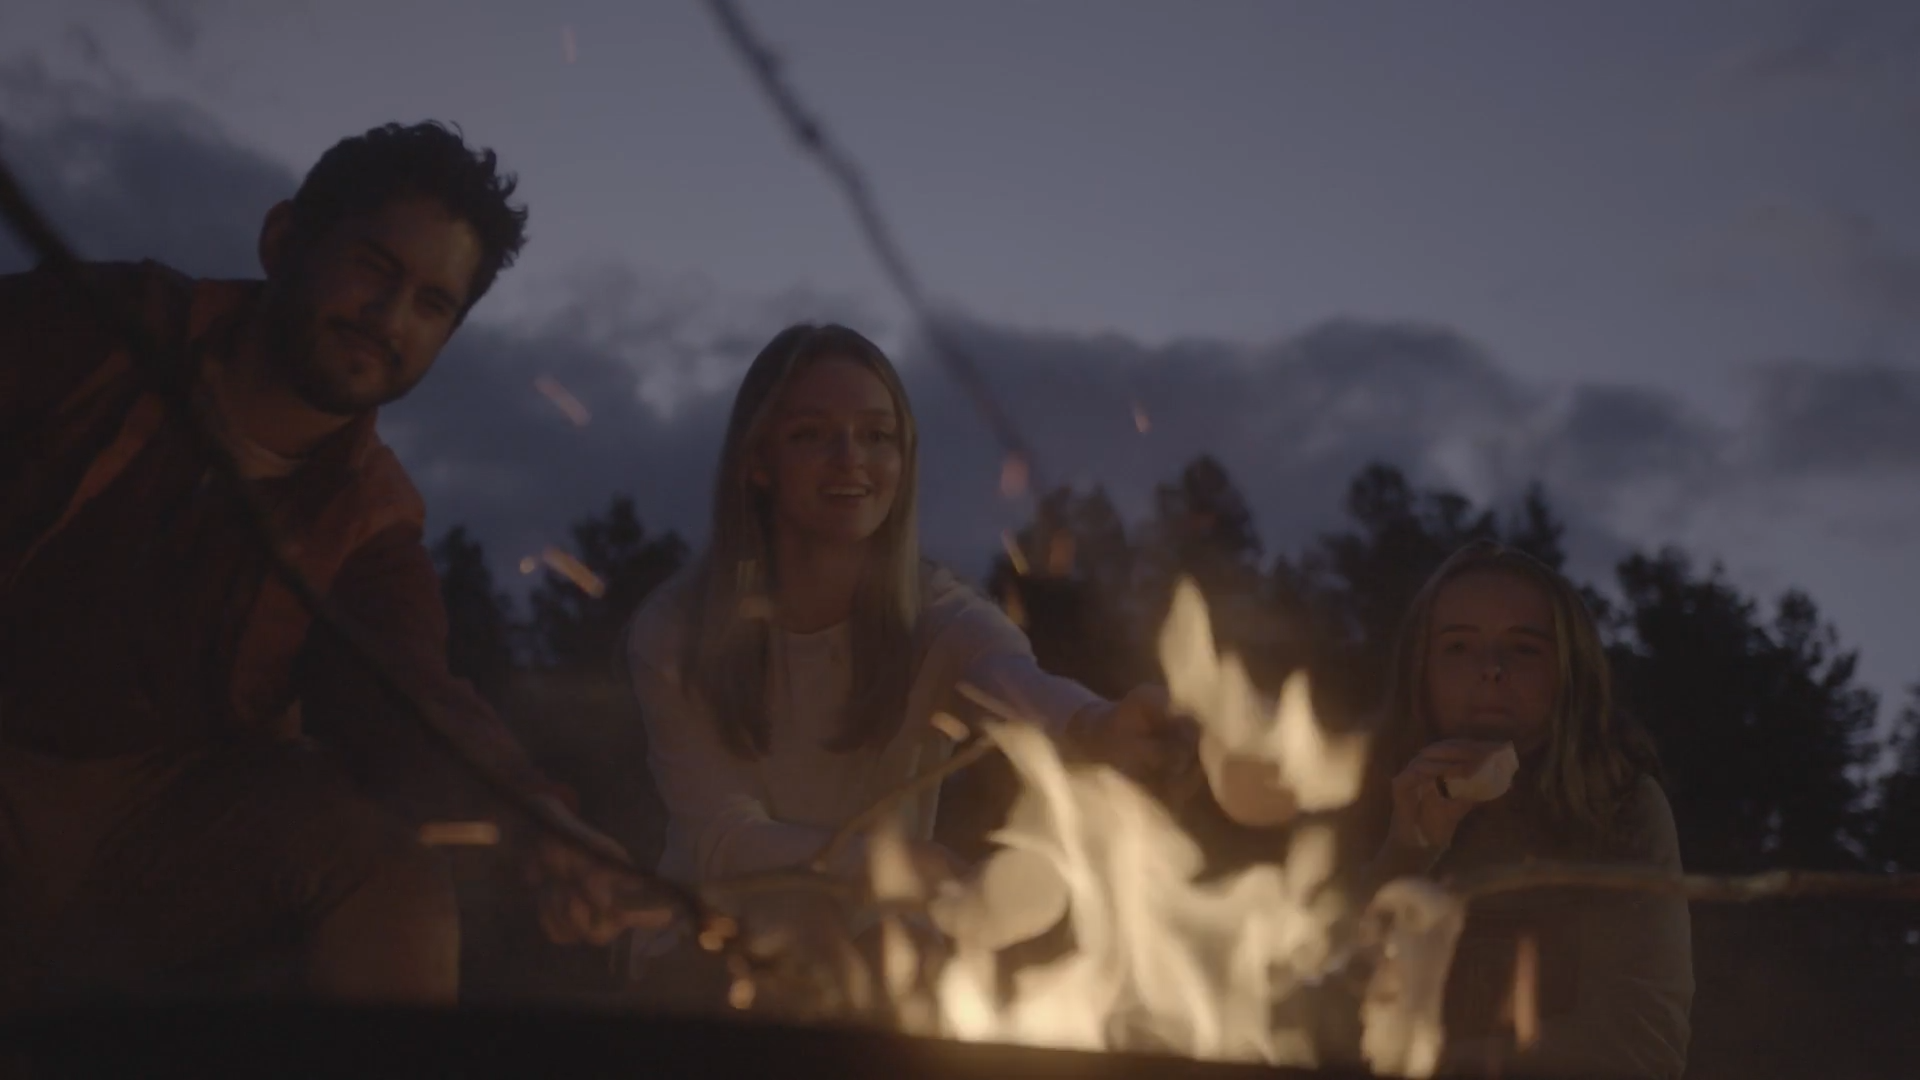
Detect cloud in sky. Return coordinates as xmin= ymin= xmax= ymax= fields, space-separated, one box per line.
xmin=4 ymin=56 xmax=1917 ymax=702
xmin=113 ymin=0 xmax=206 ymax=56
xmin=1726 ymin=203 xmax=1920 ymax=329
xmin=0 ymin=57 xmax=283 ymax=276
xmin=1747 ymin=360 xmax=1920 ymax=476
xmin=1708 ymin=0 xmax=1920 ymax=95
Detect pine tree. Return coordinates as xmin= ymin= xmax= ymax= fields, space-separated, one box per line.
xmin=430 ymin=525 xmax=517 ymax=707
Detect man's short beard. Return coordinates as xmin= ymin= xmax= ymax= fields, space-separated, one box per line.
xmin=260 ymin=273 xmax=383 ymax=418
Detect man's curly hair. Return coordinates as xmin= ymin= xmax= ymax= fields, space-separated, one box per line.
xmin=287 ymin=121 xmax=529 ymax=315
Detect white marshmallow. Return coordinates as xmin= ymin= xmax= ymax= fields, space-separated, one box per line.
xmin=1440 ymin=742 xmax=1519 ymax=803
xmin=928 ymin=845 xmax=1069 ymax=953
xmin=1200 ymin=731 xmax=1299 ymax=828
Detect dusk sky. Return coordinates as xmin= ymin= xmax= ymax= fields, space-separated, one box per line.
xmin=3 ymin=0 xmax=1916 ymax=730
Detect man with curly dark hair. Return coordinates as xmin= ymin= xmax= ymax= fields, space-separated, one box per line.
xmin=0 ymin=121 xmax=665 ymax=1007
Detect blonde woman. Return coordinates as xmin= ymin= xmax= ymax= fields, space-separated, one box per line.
xmin=1360 ymin=541 xmax=1693 ymax=1078
xmin=622 ymin=324 xmax=1183 ymax=999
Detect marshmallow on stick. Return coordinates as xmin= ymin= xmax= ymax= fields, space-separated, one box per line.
xmin=927 ymin=788 xmax=1069 ymax=952
xmin=927 ymin=845 xmax=1069 ymax=953
xmin=1200 ymin=732 xmax=1300 ymax=828
xmin=1437 ymin=741 xmax=1520 ymax=803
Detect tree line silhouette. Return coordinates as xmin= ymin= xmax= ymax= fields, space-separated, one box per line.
xmin=435 ymin=457 xmax=1918 ymax=877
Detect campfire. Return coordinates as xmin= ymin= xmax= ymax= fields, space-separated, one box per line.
xmin=711 ymin=580 xmax=1470 ymax=1078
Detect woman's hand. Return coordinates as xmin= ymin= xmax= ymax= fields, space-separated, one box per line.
xmin=1069 ymin=685 xmax=1201 ymax=796
xmin=1385 ymin=739 xmax=1507 ymax=855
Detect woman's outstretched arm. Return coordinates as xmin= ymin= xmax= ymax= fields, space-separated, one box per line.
xmin=920 ymin=578 xmax=1106 ymax=738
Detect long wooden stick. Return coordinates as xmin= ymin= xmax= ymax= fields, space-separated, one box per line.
xmin=809 ymin=738 xmax=1001 ymax=876
xmin=1450 ymin=862 xmax=1920 ymax=904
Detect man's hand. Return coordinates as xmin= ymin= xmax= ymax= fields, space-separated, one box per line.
xmin=522 ymin=799 xmax=676 ymax=947
xmin=1068 ymin=684 xmax=1201 ymax=797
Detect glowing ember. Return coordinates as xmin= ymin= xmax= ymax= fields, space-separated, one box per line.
xmin=418 ymin=820 xmax=501 ymax=847
xmin=999 ymin=454 xmax=1030 ymax=499
xmin=1044 ymin=531 xmax=1075 ymax=577
xmin=930 ymin=712 xmax=971 ymax=743
xmin=1132 ymin=401 xmax=1152 ymax=434
xmin=540 ymin=547 xmax=606 ymax=598
xmin=1509 ymin=933 xmax=1540 ymax=1050
xmin=867 ymin=577 xmax=1463 ymax=1076
xmin=1000 ymin=584 xmax=1029 ymax=628
xmin=534 ymin=374 xmax=591 ymax=426
xmin=518 ymin=556 xmax=539 ymax=575
xmin=1000 ymin=530 xmax=1031 ymax=576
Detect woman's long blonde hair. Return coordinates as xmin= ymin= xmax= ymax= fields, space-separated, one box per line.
xmin=1379 ymin=541 xmax=1657 ymax=848
xmin=679 ymin=323 xmax=923 ymax=759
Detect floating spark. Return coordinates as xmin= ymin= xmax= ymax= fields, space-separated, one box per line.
xmin=1044 ymin=531 xmax=1075 ymax=576
xmin=541 ymin=546 xmax=606 ymax=598
xmin=418 ymin=820 xmax=501 ymax=847
xmin=1510 ymin=933 xmax=1540 ymax=1050
xmin=930 ymin=712 xmax=971 ymax=743
xmin=999 ymin=453 xmax=1030 ymax=499
xmin=535 ymin=374 xmax=591 ymax=426
xmin=1000 ymin=530 xmax=1031 ymax=576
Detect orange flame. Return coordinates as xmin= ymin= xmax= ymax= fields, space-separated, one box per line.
xmin=1000 ymin=584 xmax=1028 ymax=629
xmin=867 ymin=579 xmax=1462 ymax=1071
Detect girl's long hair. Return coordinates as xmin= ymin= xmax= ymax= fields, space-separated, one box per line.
xmin=679 ymin=323 xmax=923 ymax=759
xmin=1378 ymin=541 xmax=1660 ymax=849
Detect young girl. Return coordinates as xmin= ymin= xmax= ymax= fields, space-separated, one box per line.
xmin=1360 ymin=541 xmax=1693 ymax=1078
xmin=621 ymin=324 xmax=1183 ymax=1000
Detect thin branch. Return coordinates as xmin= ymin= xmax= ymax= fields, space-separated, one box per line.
xmin=701 ymin=872 xmax=863 ymax=904
xmin=809 ymin=738 xmax=1001 ymax=875
xmin=703 ymin=0 xmax=1046 ymax=494
xmin=1450 ymin=862 xmax=1920 ymax=904
xmin=953 ymin=681 xmax=1029 ymax=729
xmin=703 ymin=687 xmax=1032 ymax=906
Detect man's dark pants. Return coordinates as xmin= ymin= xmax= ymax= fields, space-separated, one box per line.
xmin=0 ymin=736 xmax=459 ymax=1010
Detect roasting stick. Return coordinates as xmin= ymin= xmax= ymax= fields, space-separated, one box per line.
xmin=1452 ymin=862 xmax=1920 ymax=903
xmin=704 ymin=688 xmax=1018 ymax=904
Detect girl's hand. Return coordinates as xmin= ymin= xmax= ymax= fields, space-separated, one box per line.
xmin=1386 ymin=739 xmax=1509 ymax=854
